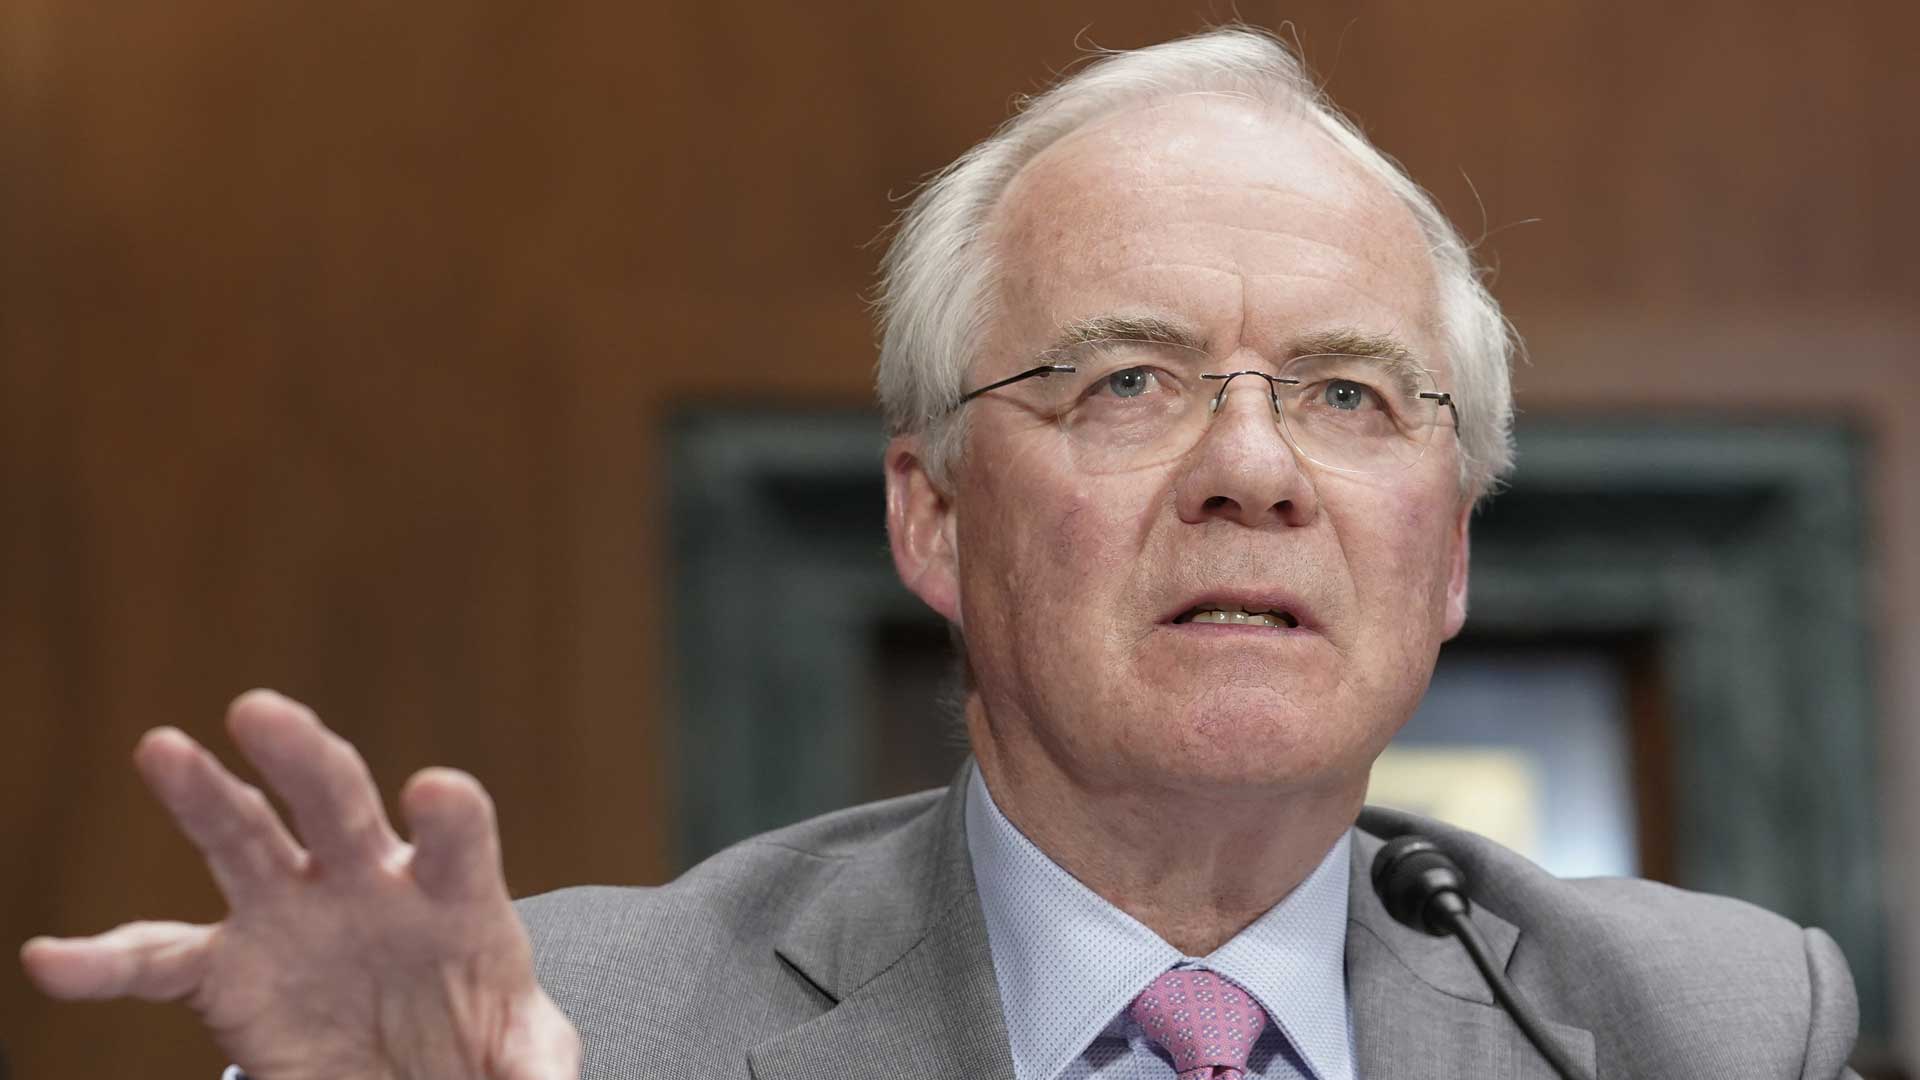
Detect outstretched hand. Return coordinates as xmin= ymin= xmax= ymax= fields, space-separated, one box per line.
xmin=19 ymin=689 xmax=581 ymax=1080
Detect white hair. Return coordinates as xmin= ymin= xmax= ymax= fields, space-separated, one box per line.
xmin=873 ymin=27 xmax=1518 ymax=503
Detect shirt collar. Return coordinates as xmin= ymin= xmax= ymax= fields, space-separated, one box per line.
xmin=966 ymin=765 xmax=1353 ymax=1080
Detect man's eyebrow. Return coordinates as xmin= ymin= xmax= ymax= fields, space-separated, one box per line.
xmin=1039 ymin=319 xmax=1432 ymax=376
xmin=1294 ymin=329 xmax=1422 ymax=368
xmin=1043 ymin=314 xmax=1208 ymax=356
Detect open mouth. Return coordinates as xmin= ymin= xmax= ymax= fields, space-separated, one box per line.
xmin=1172 ymin=604 xmax=1301 ymax=629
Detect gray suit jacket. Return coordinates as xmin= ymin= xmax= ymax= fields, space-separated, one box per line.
xmin=519 ymin=772 xmax=1859 ymax=1079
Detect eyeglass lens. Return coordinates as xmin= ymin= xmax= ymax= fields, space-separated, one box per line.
xmin=1002 ymin=338 xmax=1450 ymax=475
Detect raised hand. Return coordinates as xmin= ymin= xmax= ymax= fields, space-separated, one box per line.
xmin=18 ymin=689 xmax=581 ymax=1080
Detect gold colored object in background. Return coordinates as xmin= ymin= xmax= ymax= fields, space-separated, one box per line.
xmin=1369 ymin=748 xmax=1542 ymax=863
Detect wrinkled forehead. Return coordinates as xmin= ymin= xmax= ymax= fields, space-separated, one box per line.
xmin=983 ymin=95 xmax=1444 ymax=370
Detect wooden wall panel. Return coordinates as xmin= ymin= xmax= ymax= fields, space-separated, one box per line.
xmin=3 ymin=2 xmax=1916 ymax=1076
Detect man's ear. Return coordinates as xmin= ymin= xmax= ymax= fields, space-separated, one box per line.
xmin=885 ymin=435 xmax=963 ymax=625
xmin=1442 ymin=499 xmax=1472 ymax=641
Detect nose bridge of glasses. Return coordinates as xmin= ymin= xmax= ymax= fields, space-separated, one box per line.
xmin=1187 ymin=369 xmax=1308 ymax=469
xmin=1203 ymin=369 xmax=1289 ymax=417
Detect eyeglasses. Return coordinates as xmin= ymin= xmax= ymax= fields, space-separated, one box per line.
xmin=946 ymin=337 xmax=1460 ymax=476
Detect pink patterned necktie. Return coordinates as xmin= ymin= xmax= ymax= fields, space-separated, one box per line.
xmin=1128 ymin=968 xmax=1270 ymax=1080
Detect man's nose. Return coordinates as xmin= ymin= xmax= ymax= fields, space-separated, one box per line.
xmin=1172 ymin=374 xmax=1320 ymax=528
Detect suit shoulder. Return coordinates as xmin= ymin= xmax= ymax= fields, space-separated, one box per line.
xmin=515 ymin=786 xmax=947 ymax=961
xmin=1358 ymin=806 xmax=1858 ymax=1075
xmin=1358 ymin=804 xmax=1809 ymax=951
xmin=512 ymin=787 xmax=954 ymax=1069
xmin=1547 ymin=873 xmax=1803 ymax=947
xmin=1521 ymin=873 xmax=1854 ymax=1075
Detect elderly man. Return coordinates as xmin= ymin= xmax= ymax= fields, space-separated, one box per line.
xmin=22 ymin=28 xmax=1858 ymax=1080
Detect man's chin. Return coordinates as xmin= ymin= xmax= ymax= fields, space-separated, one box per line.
xmin=1102 ymin=723 xmax=1379 ymax=800
xmin=1148 ymin=690 xmax=1384 ymax=786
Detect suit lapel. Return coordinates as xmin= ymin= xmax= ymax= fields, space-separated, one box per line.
xmin=749 ymin=767 xmax=1016 ymax=1080
xmin=1346 ymin=826 xmax=1594 ymax=1080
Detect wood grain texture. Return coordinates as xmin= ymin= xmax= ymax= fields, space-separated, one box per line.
xmin=3 ymin=2 xmax=1917 ymax=1075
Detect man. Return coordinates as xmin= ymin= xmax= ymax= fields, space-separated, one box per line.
xmin=20 ymin=27 xmax=1859 ymax=1080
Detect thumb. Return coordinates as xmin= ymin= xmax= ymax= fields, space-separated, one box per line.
xmin=493 ymin=994 xmax=582 ymax=1080
xmin=21 ymin=921 xmax=217 ymax=1002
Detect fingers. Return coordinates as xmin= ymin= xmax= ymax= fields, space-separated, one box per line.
xmin=401 ymin=767 xmax=506 ymax=904
xmin=20 ymin=921 xmax=216 ymax=1002
xmin=134 ymin=727 xmax=307 ymax=902
xmin=226 ymin=689 xmax=404 ymax=870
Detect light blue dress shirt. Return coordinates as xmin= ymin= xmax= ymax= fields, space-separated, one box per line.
xmin=965 ymin=767 xmax=1355 ymax=1080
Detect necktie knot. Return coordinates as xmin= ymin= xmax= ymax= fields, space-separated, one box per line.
xmin=1128 ymin=968 xmax=1269 ymax=1078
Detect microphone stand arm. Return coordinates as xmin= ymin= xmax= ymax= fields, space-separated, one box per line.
xmin=1428 ymin=891 xmax=1594 ymax=1080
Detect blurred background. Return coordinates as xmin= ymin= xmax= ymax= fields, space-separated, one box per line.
xmin=3 ymin=1 xmax=1916 ymax=1076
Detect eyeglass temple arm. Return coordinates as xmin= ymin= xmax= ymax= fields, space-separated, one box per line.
xmin=1420 ymin=391 xmax=1460 ymax=429
xmin=952 ymin=363 xmax=1077 ymax=409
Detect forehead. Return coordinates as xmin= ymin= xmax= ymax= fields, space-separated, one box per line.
xmin=985 ymin=95 xmax=1442 ymax=367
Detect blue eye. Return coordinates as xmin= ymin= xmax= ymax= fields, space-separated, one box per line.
xmin=1323 ymin=380 xmax=1372 ymax=411
xmin=1105 ymin=367 xmax=1153 ymax=398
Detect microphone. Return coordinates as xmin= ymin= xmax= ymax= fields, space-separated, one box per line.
xmin=1371 ymin=835 xmax=1593 ymax=1080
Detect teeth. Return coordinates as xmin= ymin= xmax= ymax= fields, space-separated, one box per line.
xmin=1186 ymin=609 xmax=1294 ymax=628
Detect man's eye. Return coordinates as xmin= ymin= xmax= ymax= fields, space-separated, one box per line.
xmin=1103 ymin=367 xmax=1155 ymax=399
xmin=1322 ymin=379 xmax=1376 ymax=411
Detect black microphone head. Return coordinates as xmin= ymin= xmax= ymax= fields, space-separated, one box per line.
xmin=1371 ymin=834 xmax=1471 ymax=936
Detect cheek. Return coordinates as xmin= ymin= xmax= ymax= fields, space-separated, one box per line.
xmin=960 ymin=464 xmax=1147 ymax=639
xmin=1347 ymin=498 xmax=1461 ymax=643
xmin=986 ymin=483 xmax=1108 ymax=604
xmin=1399 ymin=505 xmax=1459 ymax=595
